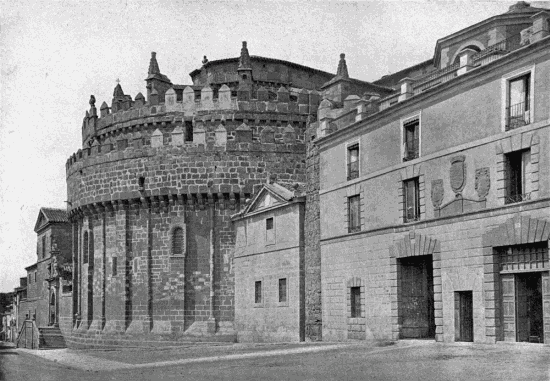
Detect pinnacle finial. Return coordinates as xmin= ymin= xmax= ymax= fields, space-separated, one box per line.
xmin=148 ymin=51 xmax=160 ymax=75
xmin=113 ymin=83 xmax=124 ymax=97
xmin=336 ymin=53 xmax=349 ymax=79
xmin=238 ymin=41 xmax=251 ymax=69
xmin=89 ymin=95 xmax=96 ymax=107
xmin=202 ymin=55 xmax=209 ymax=65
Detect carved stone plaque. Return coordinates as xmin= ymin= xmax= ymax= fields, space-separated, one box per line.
xmin=449 ymin=155 xmax=466 ymax=194
xmin=475 ymin=167 xmax=491 ymax=200
xmin=431 ymin=179 xmax=444 ymax=208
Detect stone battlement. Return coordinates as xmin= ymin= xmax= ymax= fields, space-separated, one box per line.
xmin=82 ymin=85 xmax=320 ymax=145
xmin=68 ymin=112 xmax=308 ymax=175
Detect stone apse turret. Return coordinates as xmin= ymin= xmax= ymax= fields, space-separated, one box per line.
xmin=65 ymin=42 xmax=336 ymax=347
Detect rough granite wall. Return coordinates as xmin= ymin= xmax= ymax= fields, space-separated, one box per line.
xmin=304 ymin=119 xmax=322 ymax=341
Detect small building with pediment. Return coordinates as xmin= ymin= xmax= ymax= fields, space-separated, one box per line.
xmin=232 ymin=183 xmax=306 ymax=342
xmin=14 ymin=208 xmax=73 ymax=348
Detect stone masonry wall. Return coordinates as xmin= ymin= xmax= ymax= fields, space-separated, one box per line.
xmin=304 ymin=119 xmax=322 ymax=341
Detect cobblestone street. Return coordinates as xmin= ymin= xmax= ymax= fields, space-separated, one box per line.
xmin=1 ymin=341 xmax=549 ymax=381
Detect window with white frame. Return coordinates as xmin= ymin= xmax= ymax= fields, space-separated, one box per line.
xmin=403 ymin=177 xmax=420 ymax=222
xmin=347 ymin=143 xmax=359 ymax=180
xmin=502 ymin=67 xmax=534 ymax=131
xmin=505 ymin=149 xmax=532 ymax=204
xmin=402 ymin=118 xmax=420 ymax=162
xmin=507 ymin=73 xmax=531 ymax=130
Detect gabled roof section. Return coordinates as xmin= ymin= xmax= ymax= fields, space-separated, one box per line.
xmin=34 ymin=207 xmax=68 ymax=233
xmin=232 ymin=182 xmax=304 ymax=220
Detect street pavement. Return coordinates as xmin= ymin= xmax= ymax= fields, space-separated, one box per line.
xmin=1 ymin=340 xmax=549 ymax=381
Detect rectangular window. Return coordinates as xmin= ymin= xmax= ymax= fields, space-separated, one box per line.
xmin=350 ymin=287 xmax=361 ymax=318
xmin=42 ymin=236 xmax=46 ymax=259
xmin=34 ymin=272 xmax=37 ymax=283
xmin=403 ymin=119 xmax=420 ymax=161
xmin=255 ymin=281 xmax=262 ymax=304
xmin=505 ymin=149 xmax=531 ymax=204
xmin=112 ymin=257 xmax=118 ymax=276
xmin=278 ymin=278 xmax=287 ymax=303
xmin=403 ymin=178 xmax=420 ymax=222
xmin=347 ymin=143 xmax=359 ymax=180
xmin=348 ymin=195 xmax=361 ymax=233
xmin=506 ymin=73 xmax=530 ymax=130
xmin=185 ymin=121 xmax=193 ymax=142
xmin=266 ymin=217 xmax=274 ymax=245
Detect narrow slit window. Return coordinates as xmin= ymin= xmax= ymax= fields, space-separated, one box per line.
xmin=112 ymin=257 xmax=118 ymax=276
xmin=279 ymin=278 xmax=287 ymax=303
xmin=350 ymin=287 xmax=361 ymax=318
xmin=185 ymin=121 xmax=193 ymax=142
xmin=172 ymin=227 xmax=184 ymax=255
xmin=255 ymin=281 xmax=262 ymax=304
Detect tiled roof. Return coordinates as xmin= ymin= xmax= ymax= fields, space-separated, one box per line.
xmin=41 ymin=208 xmax=68 ymax=223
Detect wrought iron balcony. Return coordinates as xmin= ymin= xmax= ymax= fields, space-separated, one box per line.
xmin=506 ymin=101 xmax=530 ymax=131
xmin=504 ymin=192 xmax=531 ymax=205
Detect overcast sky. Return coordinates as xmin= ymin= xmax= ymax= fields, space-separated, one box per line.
xmin=1 ymin=0 xmax=548 ymax=292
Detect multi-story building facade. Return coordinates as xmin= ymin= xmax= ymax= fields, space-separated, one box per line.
xmin=312 ymin=2 xmax=550 ymax=344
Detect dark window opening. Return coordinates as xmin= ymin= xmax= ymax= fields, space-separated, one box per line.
xmin=42 ymin=236 xmax=46 ymax=259
xmin=185 ymin=121 xmax=193 ymax=142
xmin=62 ymin=284 xmax=72 ymax=294
xmin=83 ymin=232 xmax=89 ymax=264
xmin=403 ymin=119 xmax=419 ymax=161
xmin=507 ymin=73 xmax=530 ymax=130
xmin=266 ymin=217 xmax=274 ymax=244
xmin=112 ymin=257 xmax=117 ymax=276
xmin=347 ymin=143 xmax=359 ymax=180
xmin=242 ymin=74 xmax=248 ymax=80
xmin=138 ymin=176 xmax=145 ymax=190
xmin=172 ymin=227 xmax=184 ymax=255
xmin=351 ymin=287 xmax=361 ymax=318
xmin=279 ymin=278 xmax=287 ymax=303
xmin=403 ymin=178 xmax=420 ymax=222
xmin=505 ymin=149 xmax=531 ymax=204
xmin=348 ymin=195 xmax=361 ymax=233
xmin=255 ymin=281 xmax=262 ymax=304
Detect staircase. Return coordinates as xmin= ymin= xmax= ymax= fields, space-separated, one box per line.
xmin=38 ymin=326 xmax=66 ymax=349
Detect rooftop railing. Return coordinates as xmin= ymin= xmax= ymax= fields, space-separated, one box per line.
xmin=379 ymin=32 xmax=529 ymax=111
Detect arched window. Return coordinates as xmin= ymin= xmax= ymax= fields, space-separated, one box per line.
xmin=83 ymin=232 xmax=89 ymax=264
xmin=172 ymin=227 xmax=184 ymax=255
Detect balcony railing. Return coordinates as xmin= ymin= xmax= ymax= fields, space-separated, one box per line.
xmin=348 ymin=225 xmax=361 ymax=233
xmin=347 ymin=162 xmax=359 ymax=180
xmin=506 ymin=101 xmax=530 ymax=130
xmin=505 ymin=192 xmax=531 ymax=205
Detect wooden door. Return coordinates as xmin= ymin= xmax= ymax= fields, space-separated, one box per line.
xmin=501 ymin=274 xmax=516 ymax=342
xmin=456 ymin=291 xmax=473 ymax=342
xmin=400 ymin=256 xmax=434 ymax=338
xmin=516 ymin=274 xmax=530 ymax=342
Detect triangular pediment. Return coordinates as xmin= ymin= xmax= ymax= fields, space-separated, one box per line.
xmin=248 ymin=189 xmax=284 ymax=213
xmin=34 ymin=212 xmax=48 ymax=232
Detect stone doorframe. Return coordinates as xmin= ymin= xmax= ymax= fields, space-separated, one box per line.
xmin=482 ymin=214 xmax=550 ymax=344
xmin=389 ymin=232 xmax=442 ymax=341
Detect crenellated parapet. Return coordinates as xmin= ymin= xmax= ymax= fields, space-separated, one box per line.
xmin=81 ymin=85 xmax=319 ymax=145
